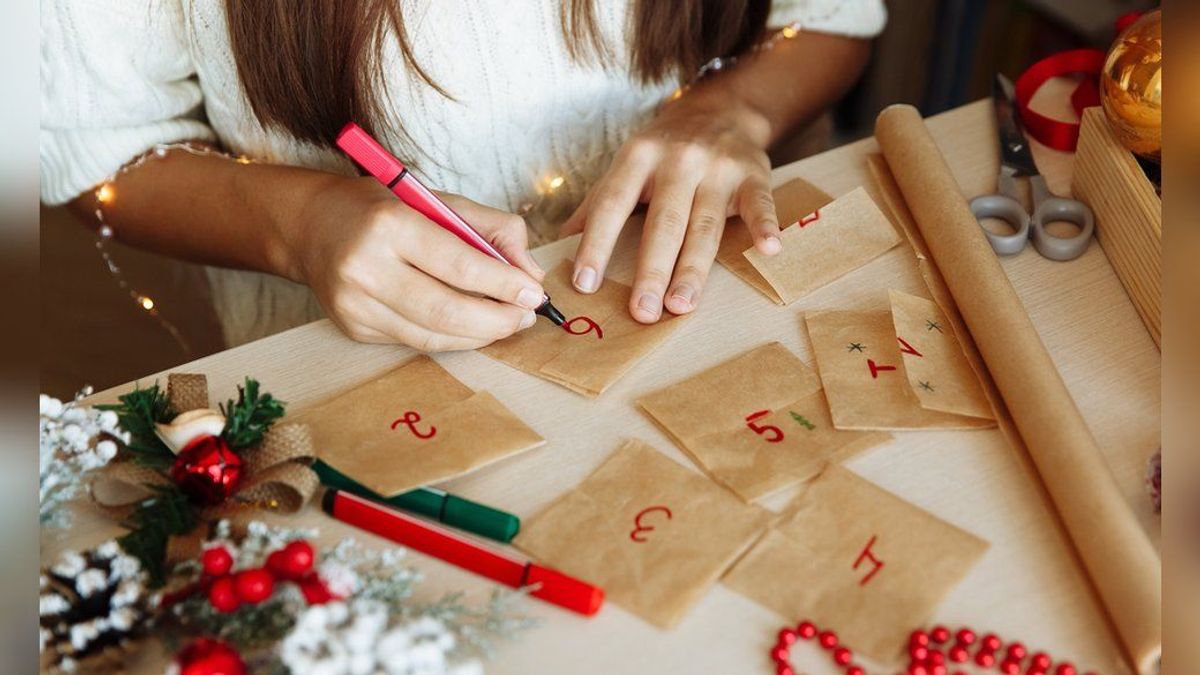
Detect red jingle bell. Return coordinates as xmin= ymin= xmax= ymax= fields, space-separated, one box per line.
xmin=171 ymin=435 xmax=243 ymax=506
xmin=175 ymin=637 xmax=246 ymax=675
xmin=207 ymin=576 xmax=241 ymax=613
xmin=233 ymin=569 xmax=275 ymax=604
xmin=200 ymin=546 xmax=234 ymax=577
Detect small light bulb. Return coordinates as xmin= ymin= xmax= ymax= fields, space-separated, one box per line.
xmin=236 ymin=156 xmax=252 ymax=165
xmin=96 ymin=184 xmax=115 ymax=204
xmin=138 ymin=296 xmax=155 ymax=311
xmin=547 ymin=175 xmax=565 ymax=190
xmin=669 ymin=88 xmax=684 ymax=101
xmin=782 ymin=25 xmax=799 ymax=39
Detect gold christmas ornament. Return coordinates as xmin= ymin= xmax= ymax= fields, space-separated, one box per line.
xmin=1100 ymin=9 xmax=1162 ymax=161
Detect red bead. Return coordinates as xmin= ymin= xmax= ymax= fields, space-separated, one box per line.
xmin=1000 ymin=659 xmax=1021 ymax=675
xmin=908 ymin=664 xmax=928 ymax=675
xmin=911 ymin=630 xmax=930 ymax=647
xmin=929 ymin=666 xmax=947 ymax=675
xmin=910 ymin=645 xmax=930 ymax=661
xmin=981 ymin=634 xmax=1002 ymax=651
xmin=796 ymin=621 xmax=817 ymax=639
xmin=175 ymin=638 xmax=246 ymax=675
xmin=931 ymin=626 xmax=951 ymax=643
xmin=1026 ymin=668 xmax=1047 ymax=675
xmin=955 ymin=628 xmax=977 ymax=645
xmin=207 ymin=576 xmax=240 ymax=613
xmin=1031 ymin=653 xmax=1052 ymax=670
xmin=1007 ymin=643 xmax=1027 ymax=661
xmin=777 ymin=628 xmax=798 ymax=646
xmin=775 ymin=666 xmax=793 ymax=675
xmin=1054 ymin=664 xmax=1076 ymax=675
xmin=928 ymin=650 xmax=946 ymax=666
xmin=948 ymin=646 xmax=969 ymax=663
xmin=170 ymin=435 xmax=243 ymax=506
xmin=771 ymin=646 xmax=790 ymax=663
xmin=233 ymin=569 xmax=274 ymax=604
xmin=846 ymin=667 xmax=865 ymax=675
xmin=833 ymin=647 xmax=852 ymax=666
xmin=975 ymin=651 xmax=996 ymax=668
xmin=200 ymin=546 xmax=233 ymax=577
xmin=819 ymin=631 xmax=839 ymax=649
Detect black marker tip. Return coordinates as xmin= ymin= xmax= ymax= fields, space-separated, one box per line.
xmin=537 ymin=299 xmax=566 ymax=326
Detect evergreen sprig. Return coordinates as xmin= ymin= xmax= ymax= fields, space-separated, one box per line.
xmin=220 ymin=378 xmax=286 ymax=450
xmin=117 ymin=484 xmax=199 ymax=586
xmin=96 ymin=384 xmax=175 ymax=469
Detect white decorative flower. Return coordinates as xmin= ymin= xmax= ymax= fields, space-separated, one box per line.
xmin=41 ymin=394 xmax=63 ymax=417
xmin=97 ymin=410 xmax=119 ymax=431
xmin=95 ymin=541 xmax=120 ymax=559
xmin=95 ymin=439 xmax=118 ymax=462
xmin=318 ymin=561 xmax=360 ymax=598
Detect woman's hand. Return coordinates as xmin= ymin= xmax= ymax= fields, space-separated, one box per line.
xmin=561 ymin=96 xmax=781 ymax=323
xmin=286 ymin=176 xmax=546 ymax=351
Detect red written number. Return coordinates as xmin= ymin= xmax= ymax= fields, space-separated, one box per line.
xmin=745 ymin=410 xmax=784 ymax=443
xmin=853 ymin=535 xmax=884 ymax=586
xmin=630 ymin=505 xmax=673 ymax=543
xmin=798 ymin=209 xmax=821 ymax=227
xmin=391 ymin=411 xmax=436 ymax=439
xmin=563 ymin=316 xmax=603 ymax=339
xmin=897 ymin=336 xmax=923 ymax=357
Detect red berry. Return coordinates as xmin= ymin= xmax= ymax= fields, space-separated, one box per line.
xmin=847 ymin=667 xmax=865 ymax=675
xmin=207 ymin=576 xmax=240 ymax=613
xmin=279 ymin=541 xmax=315 ymax=578
xmin=776 ymin=666 xmax=794 ymax=675
xmin=1007 ymin=643 xmax=1027 ymax=661
xmin=1031 ymin=653 xmax=1052 ymax=670
xmin=819 ymin=631 xmax=839 ymax=649
xmin=948 ymin=646 xmax=969 ymax=663
xmin=929 ymin=666 xmax=947 ymax=675
xmin=908 ymin=664 xmax=928 ymax=675
xmin=928 ymin=650 xmax=945 ymax=666
xmin=796 ymin=621 xmax=817 ymax=639
xmin=771 ymin=646 xmax=790 ymax=662
xmin=911 ymin=645 xmax=930 ymax=661
xmin=955 ymin=628 xmax=976 ymax=645
xmin=911 ymin=630 xmax=930 ymax=646
xmin=931 ymin=626 xmax=950 ymax=643
xmin=833 ymin=647 xmax=852 ymax=665
xmin=975 ymin=651 xmax=996 ymax=668
xmin=200 ymin=546 xmax=234 ymax=577
xmin=982 ymin=634 xmax=1002 ymax=651
xmin=233 ymin=569 xmax=275 ymax=604
xmin=176 ymin=638 xmax=245 ymax=675
xmin=1054 ymin=664 xmax=1076 ymax=675
xmin=777 ymin=628 xmax=797 ymax=646
xmin=1026 ymin=668 xmax=1046 ymax=675
xmin=1000 ymin=659 xmax=1021 ymax=675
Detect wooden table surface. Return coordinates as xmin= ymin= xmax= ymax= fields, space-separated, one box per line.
xmin=52 ymin=92 xmax=1161 ymax=674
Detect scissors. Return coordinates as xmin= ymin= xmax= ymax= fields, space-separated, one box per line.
xmin=969 ymin=74 xmax=1094 ymax=261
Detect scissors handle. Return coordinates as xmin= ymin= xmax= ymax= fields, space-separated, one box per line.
xmin=1030 ymin=197 xmax=1094 ymax=261
xmin=969 ymin=194 xmax=1029 ymax=255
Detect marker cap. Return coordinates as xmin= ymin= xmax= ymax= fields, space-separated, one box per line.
xmin=336 ymin=122 xmax=406 ymax=184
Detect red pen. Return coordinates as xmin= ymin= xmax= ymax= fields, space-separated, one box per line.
xmin=322 ymin=489 xmax=604 ymax=617
xmin=336 ymin=122 xmax=566 ymax=326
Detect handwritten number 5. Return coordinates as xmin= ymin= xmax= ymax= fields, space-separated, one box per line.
xmin=391 ymin=411 xmax=436 ymax=439
xmin=745 ymin=410 xmax=784 ymax=443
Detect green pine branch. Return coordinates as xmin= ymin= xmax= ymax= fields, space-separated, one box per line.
xmin=220 ymin=378 xmax=286 ymax=450
xmin=117 ymin=484 xmax=199 ymax=586
xmin=97 ymin=384 xmax=175 ymax=468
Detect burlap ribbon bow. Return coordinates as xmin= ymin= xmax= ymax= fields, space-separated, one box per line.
xmin=91 ymin=373 xmax=320 ymax=526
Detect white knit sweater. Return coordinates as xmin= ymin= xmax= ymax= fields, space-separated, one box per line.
xmin=41 ymin=0 xmax=886 ymax=346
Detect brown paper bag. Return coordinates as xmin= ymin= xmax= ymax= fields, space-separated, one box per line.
xmin=515 ymin=439 xmax=769 ymax=628
xmin=481 ymin=261 xmax=684 ymax=396
xmin=739 ymin=187 xmax=902 ymax=305
xmin=716 ymin=178 xmax=835 ymax=303
xmin=638 ymin=343 xmax=890 ymax=500
xmin=804 ymin=310 xmax=995 ymax=430
xmin=888 ymin=290 xmax=994 ymax=420
xmin=294 ymin=356 xmax=544 ymax=496
xmin=723 ymin=465 xmax=989 ymax=662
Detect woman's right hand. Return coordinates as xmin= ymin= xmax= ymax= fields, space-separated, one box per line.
xmin=284 ymin=176 xmax=546 ymax=351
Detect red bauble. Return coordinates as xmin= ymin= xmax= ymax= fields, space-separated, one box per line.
xmin=176 ymin=637 xmax=246 ymax=675
xmin=207 ymin=576 xmax=241 ymax=613
xmin=171 ymin=435 xmax=243 ymax=505
xmin=200 ymin=546 xmax=234 ymax=577
xmin=233 ymin=569 xmax=275 ymax=604
xmin=267 ymin=540 xmax=315 ymax=580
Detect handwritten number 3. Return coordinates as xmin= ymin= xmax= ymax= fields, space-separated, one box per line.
xmin=745 ymin=410 xmax=784 ymax=443
xmin=630 ymin=505 xmax=673 ymax=543
xmin=563 ymin=316 xmax=603 ymax=339
xmin=391 ymin=411 xmax=436 ymax=439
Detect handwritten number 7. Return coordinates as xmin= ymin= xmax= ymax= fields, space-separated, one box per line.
xmin=745 ymin=410 xmax=784 ymax=443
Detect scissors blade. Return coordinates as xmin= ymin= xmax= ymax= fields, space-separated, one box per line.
xmin=992 ymin=74 xmax=1039 ymax=176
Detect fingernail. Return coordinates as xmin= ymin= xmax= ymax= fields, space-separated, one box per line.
xmin=519 ymin=312 xmax=536 ymax=329
xmin=761 ymin=235 xmax=782 ymax=255
xmin=669 ymin=284 xmax=695 ymax=309
xmin=574 ymin=266 xmax=598 ymax=293
xmin=636 ymin=292 xmax=661 ymax=319
xmin=516 ymin=287 xmax=543 ymax=310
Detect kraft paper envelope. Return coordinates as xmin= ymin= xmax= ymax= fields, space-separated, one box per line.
xmin=295 ymin=356 xmax=544 ymax=496
xmin=481 ymin=261 xmax=684 ymax=396
xmin=717 ymin=178 xmax=834 ymax=303
xmin=638 ymin=342 xmax=891 ymax=501
xmin=804 ymin=310 xmax=995 ymax=430
xmin=723 ymin=465 xmax=989 ymax=662
xmin=515 ymin=439 xmax=769 ymax=629
xmin=740 ymin=186 xmax=902 ymax=305
xmin=888 ymin=290 xmax=995 ymax=421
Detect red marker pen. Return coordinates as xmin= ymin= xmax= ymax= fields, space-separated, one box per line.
xmin=322 ymin=489 xmax=604 ymax=617
xmin=336 ymin=123 xmax=566 ymax=326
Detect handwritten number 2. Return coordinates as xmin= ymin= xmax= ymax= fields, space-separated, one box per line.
xmin=745 ymin=410 xmax=784 ymax=443
xmin=391 ymin=411 xmax=436 ymax=439
xmin=563 ymin=316 xmax=603 ymax=339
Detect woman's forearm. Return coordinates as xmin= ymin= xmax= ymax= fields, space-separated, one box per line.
xmin=678 ymin=30 xmax=872 ymax=150
xmin=66 ymin=148 xmax=335 ymax=282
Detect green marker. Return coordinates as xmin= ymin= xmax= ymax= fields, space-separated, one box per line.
xmin=313 ymin=461 xmax=520 ymax=543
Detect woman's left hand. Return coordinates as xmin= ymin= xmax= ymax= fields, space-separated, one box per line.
xmin=561 ymin=96 xmax=782 ymax=323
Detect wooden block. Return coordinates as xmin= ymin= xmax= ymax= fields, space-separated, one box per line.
xmin=1072 ymin=107 xmax=1162 ymax=348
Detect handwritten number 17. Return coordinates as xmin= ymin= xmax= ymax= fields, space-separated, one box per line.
xmin=745 ymin=410 xmax=784 ymax=443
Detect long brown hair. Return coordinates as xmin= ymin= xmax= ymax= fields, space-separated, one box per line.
xmin=224 ymin=0 xmax=770 ymax=151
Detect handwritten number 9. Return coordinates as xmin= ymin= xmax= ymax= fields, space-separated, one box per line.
xmin=563 ymin=316 xmax=603 ymax=339
xmin=745 ymin=410 xmax=784 ymax=443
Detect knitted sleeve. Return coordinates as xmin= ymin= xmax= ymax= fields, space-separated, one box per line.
xmin=40 ymin=0 xmax=217 ymax=205
xmin=769 ymin=0 xmax=888 ymax=38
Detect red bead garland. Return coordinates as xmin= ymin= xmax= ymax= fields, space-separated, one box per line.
xmin=198 ymin=539 xmax=336 ymax=613
xmin=767 ymin=620 xmax=1096 ymax=675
